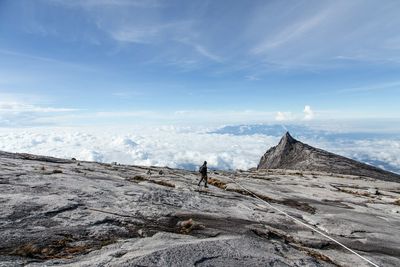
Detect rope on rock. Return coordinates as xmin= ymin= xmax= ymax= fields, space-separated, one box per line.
xmin=225 ymin=175 xmax=380 ymax=267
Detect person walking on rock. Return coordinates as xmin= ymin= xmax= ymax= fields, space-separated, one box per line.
xmin=198 ymin=161 xmax=208 ymax=188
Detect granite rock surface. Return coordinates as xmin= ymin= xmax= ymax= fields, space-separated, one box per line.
xmin=1 ymin=150 xmax=400 ymax=266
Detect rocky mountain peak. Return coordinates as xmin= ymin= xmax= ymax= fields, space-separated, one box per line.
xmin=277 ymin=131 xmax=297 ymax=147
xmin=258 ymin=132 xmax=400 ymax=182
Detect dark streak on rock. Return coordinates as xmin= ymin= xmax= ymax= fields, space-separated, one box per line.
xmin=194 ymin=255 xmax=221 ymax=266
xmin=45 ymin=203 xmax=83 ymax=217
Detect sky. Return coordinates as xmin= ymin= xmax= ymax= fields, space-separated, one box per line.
xmin=1 ymin=0 xmax=400 ymax=127
xmin=1 ymin=0 xmax=400 ymax=171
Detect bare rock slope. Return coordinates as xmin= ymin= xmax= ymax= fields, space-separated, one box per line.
xmin=258 ymin=132 xmax=400 ymax=182
xmin=1 ymin=150 xmax=400 ymax=266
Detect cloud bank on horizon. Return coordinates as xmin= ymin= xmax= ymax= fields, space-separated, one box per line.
xmin=0 ymin=125 xmax=399 ymax=174
xmin=0 ymin=99 xmax=316 ymax=127
xmin=0 ymin=0 xmax=400 ymax=126
xmin=0 ymin=126 xmax=277 ymax=171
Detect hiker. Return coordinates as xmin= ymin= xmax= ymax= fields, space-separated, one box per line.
xmin=198 ymin=161 xmax=208 ymax=188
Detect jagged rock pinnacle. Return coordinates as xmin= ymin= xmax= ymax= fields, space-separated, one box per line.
xmin=278 ymin=131 xmax=297 ymax=146
xmin=257 ymin=132 xmax=400 ymax=182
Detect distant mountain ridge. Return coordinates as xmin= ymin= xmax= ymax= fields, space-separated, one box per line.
xmin=257 ymin=132 xmax=400 ymax=182
xmin=211 ymin=123 xmax=399 ymax=139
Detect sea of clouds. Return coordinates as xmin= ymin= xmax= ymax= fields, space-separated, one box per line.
xmin=0 ymin=126 xmax=277 ymax=171
xmin=0 ymin=124 xmax=399 ymax=173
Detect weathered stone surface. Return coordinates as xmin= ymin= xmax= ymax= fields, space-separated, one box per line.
xmin=1 ymin=150 xmax=400 ymax=266
xmin=257 ymin=132 xmax=400 ymax=182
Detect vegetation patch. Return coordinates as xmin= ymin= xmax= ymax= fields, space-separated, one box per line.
xmin=226 ymin=188 xmax=253 ymax=197
xmin=10 ymin=234 xmax=122 ymax=260
xmin=176 ymin=218 xmax=204 ymax=234
xmin=301 ymin=248 xmax=338 ymax=266
xmin=149 ymin=180 xmax=175 ymax=188
xmin=12 ymin=243 xmax=42 ymax=258
xmin=126 ymin=175 xmax=175 ymax=188
xmin=207 ymin=177 xmax=227 ymax=189
xmin=127 ymin=175 xmax=146 ymax=182
xmin=337 ymin=187 xmax=373 ymax=198
xmin=11 ymin=238 xmax=91 ymax=260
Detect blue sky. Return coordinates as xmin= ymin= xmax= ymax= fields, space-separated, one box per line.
xmin=1 ymin=0 xmax=400 ymax=126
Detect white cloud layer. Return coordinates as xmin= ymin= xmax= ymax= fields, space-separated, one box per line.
xmin=0 ymin=125 xmax=399 ymax=173
xmin=0 ymin=126 xmax=277 ymax=170
xmin=305 ymin=138 xmax=400 ymax=173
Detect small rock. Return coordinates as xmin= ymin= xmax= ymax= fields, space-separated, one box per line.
xmin=368 ymin=188 xmax=380 ymax=195
xmin=138 ymin=229 xmax=145 ymax=237
xmin=110 ymin=250 xmax=127 ymax=258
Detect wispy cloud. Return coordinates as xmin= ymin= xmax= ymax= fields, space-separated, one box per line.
xmin=107 ymin=21 xmax=223 ymax=63
xmin=245 ymin=74 xmax=261 ymax=81
xmin=89 ymin=109 xmax=276 ymax=125
xmin=0 ymin=92 xmax=80 ymax=127
xmin=110 ymin=24 xmax=172 ymax=44
xmin=190 ymin=43 xmax=222 ymax=63
xmin=48 ymin=0 xmax=162 ymax=8
xmin=0 ymin=106 xmax=276 ymax=127
xmin=15 ymin=106 xmax=325 ymax=127
xmin=0 ymin=102 xmax=78 ymax=113
xmin=247 ymin=1 xmax=400 ymax=69
xmin=1 ymin=0 xmax=400 ymax=125
xmin=0 ymin=49 xmax=97 ymax=72
xmin=21 ymin=0 xmax=400 ymax=74
xmin=171 ymin=36 xmax=223 ymax=63
xmin=338 ymin=81 xmax=400 ymax=93
xmin=94 ymin=111 xmax=155 ymax=118
xmin=111 ymin=91 xmax=145 ymax=98
xmin=252 ymin=10 xmax=329 ymax=55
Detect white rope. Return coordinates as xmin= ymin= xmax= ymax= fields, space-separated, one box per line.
xmin=225 ymin=176 xmax=380 ymax=267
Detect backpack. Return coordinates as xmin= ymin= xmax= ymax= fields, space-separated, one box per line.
xmin=199 ymin=166 xmax=204 ymax=173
